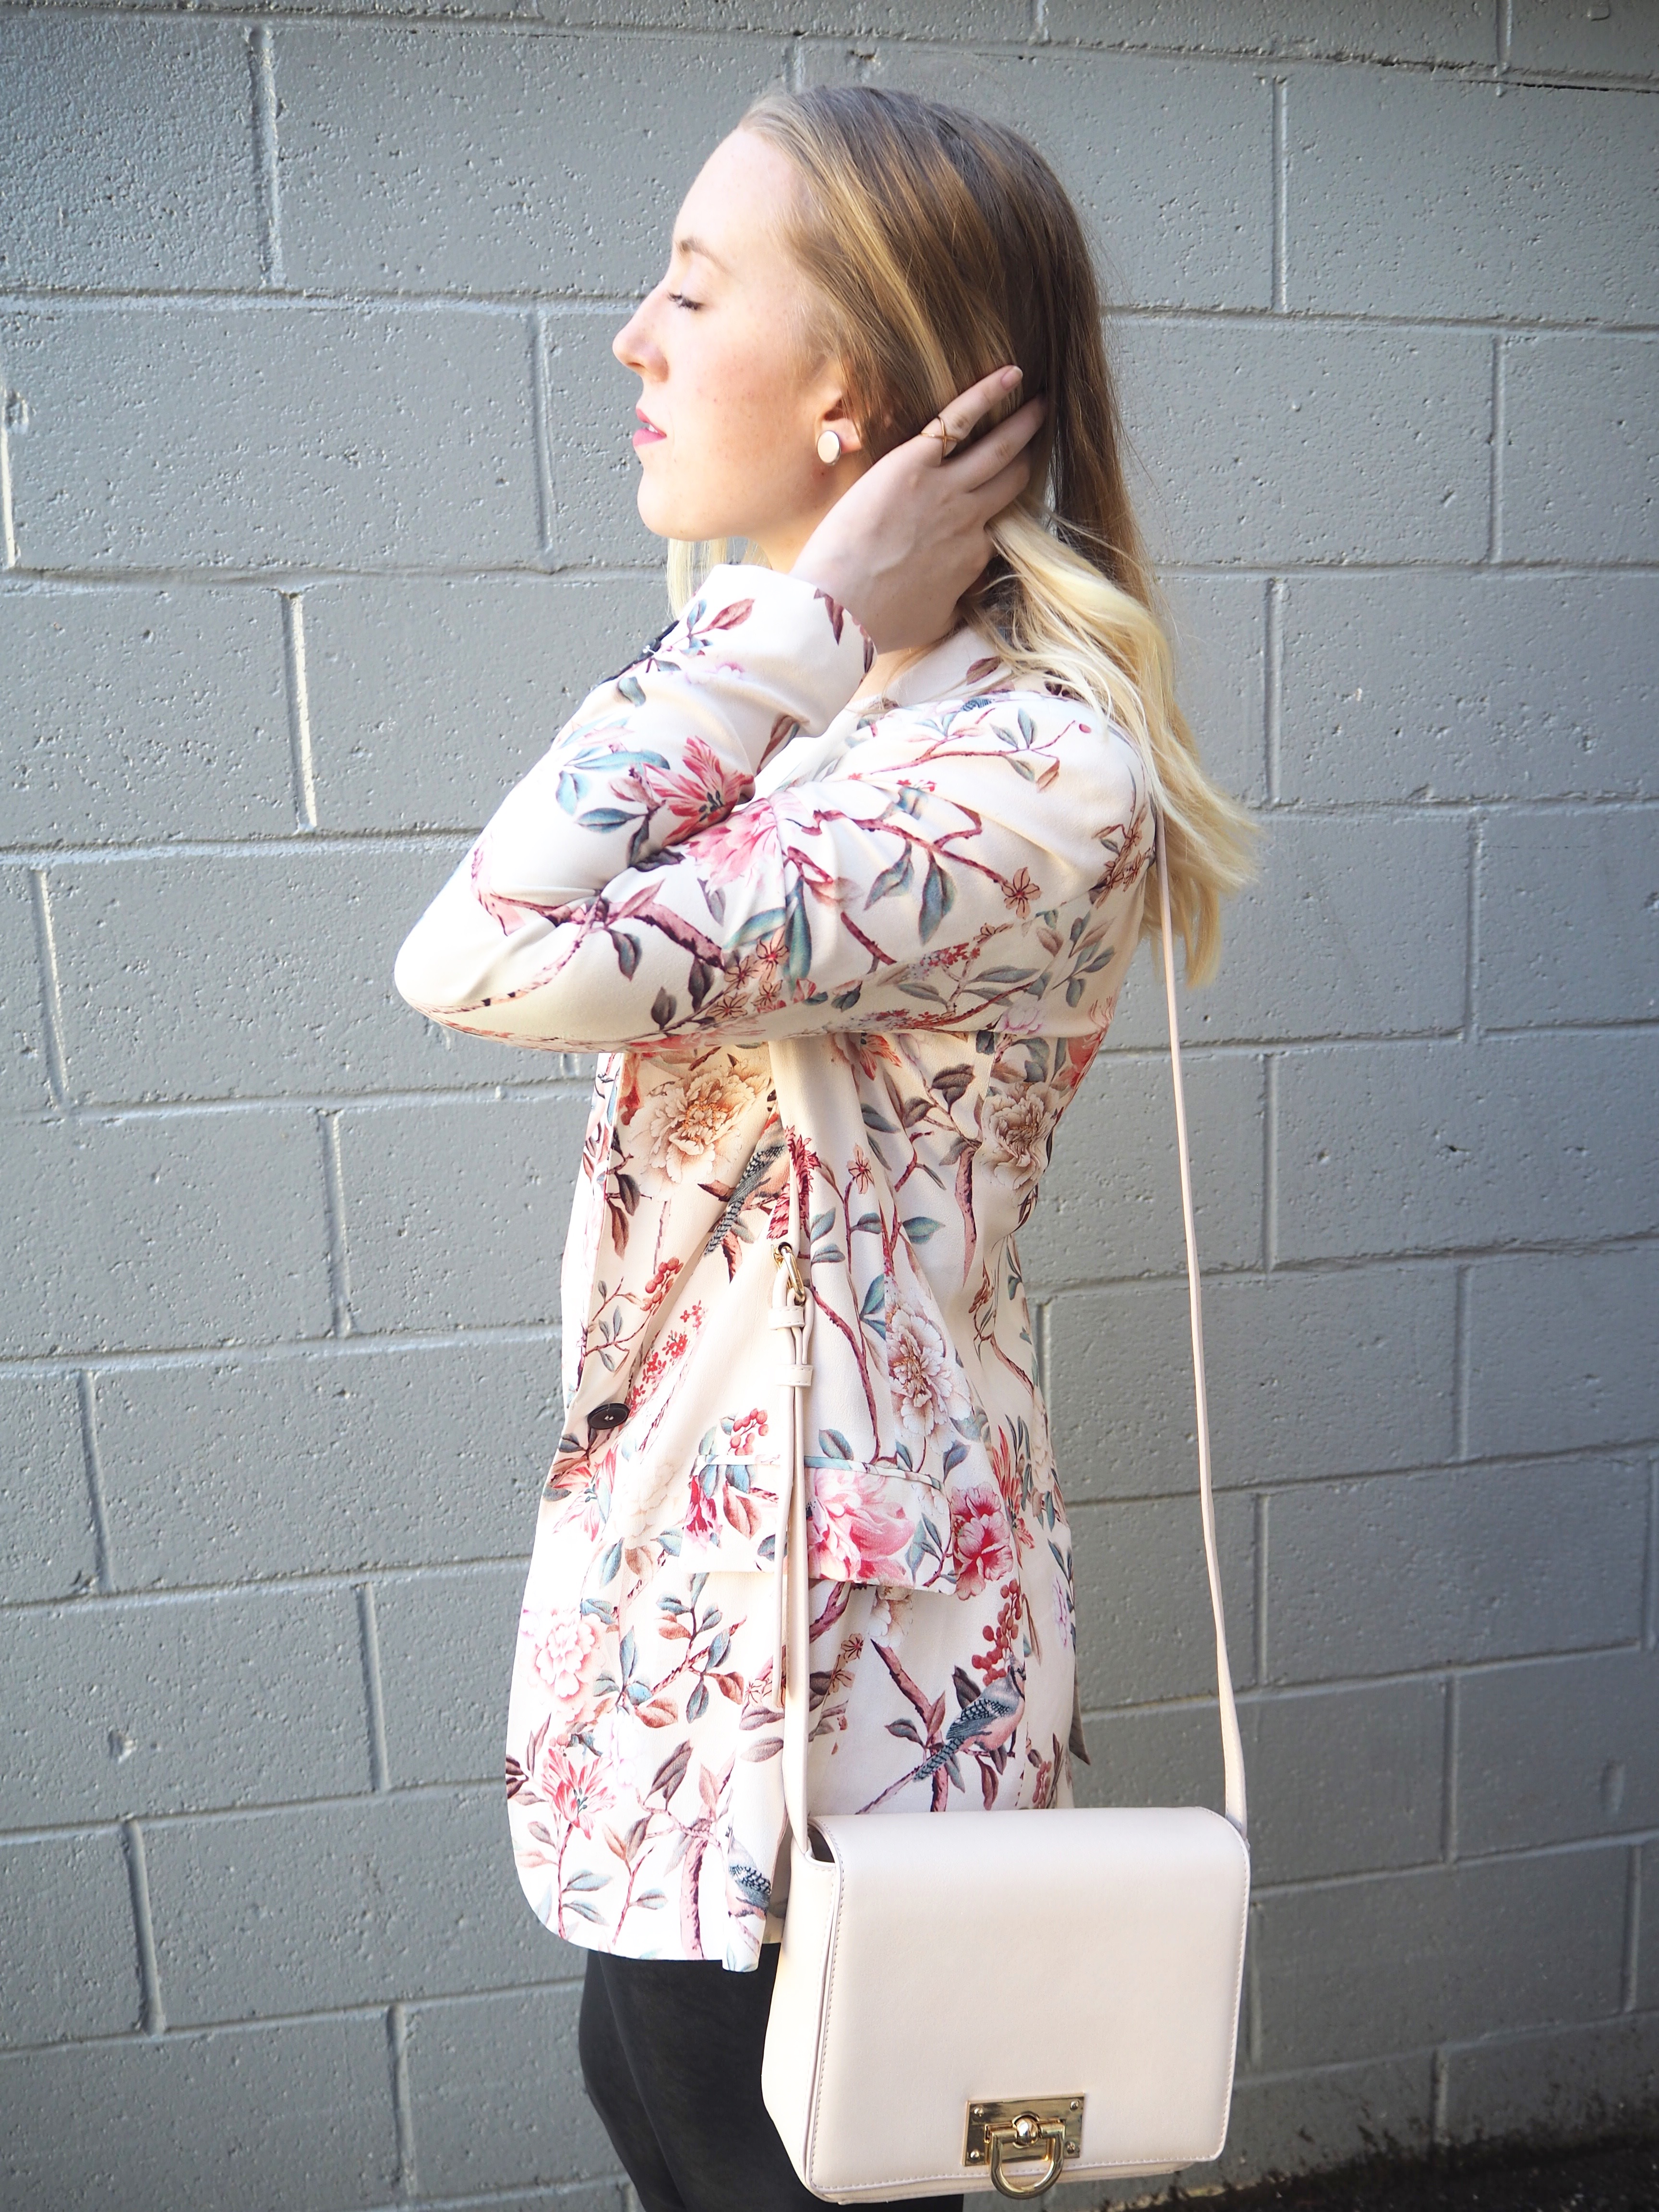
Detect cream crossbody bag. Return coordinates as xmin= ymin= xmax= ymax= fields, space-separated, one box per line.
xmin=760 ymin=841 xmax=1250 ymax=2202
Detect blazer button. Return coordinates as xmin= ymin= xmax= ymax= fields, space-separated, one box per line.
xmin=588 ymin=1401 xmax=630 ymax=1433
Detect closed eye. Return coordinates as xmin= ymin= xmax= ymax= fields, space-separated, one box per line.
xmin=667 ymin=290 xmax=703 ymax=312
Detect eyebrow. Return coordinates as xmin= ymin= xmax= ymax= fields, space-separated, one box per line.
xmin=672 ymin=233 xmax=730 ymax=274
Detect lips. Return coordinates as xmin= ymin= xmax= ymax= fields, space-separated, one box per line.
xmin=632 ymin=405 xmax=666 ymax=448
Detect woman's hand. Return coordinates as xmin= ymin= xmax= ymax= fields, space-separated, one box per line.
xmin=790 ymin=366 xmax=1046 ymax=654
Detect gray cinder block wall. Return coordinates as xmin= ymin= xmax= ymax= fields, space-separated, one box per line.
xmin=1 ymin=3 xmax=1655 ymax=2206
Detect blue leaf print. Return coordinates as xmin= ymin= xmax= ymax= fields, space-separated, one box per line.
xmin=865 ymin=845 xmax=914 ymax=907
xmin=919 ymin=854 xmax=955 ymax=942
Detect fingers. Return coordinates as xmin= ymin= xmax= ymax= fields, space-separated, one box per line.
xmin=950 ymin=394 xmax=1047 ymax=489
xmin=920 ymin=363 xmax=1025 ymax=462
xmin=968 ymin=452 xmax=1035 ymax=524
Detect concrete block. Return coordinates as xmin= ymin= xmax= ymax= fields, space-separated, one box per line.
xmin=809 ymin=46 xmax=1271 ymax=311
xmin=1040 ymin=0 xmax=1494 ymax=64
xmin=305 ymin=573 xmax=668 ymax=833
xmin=1254 ymin=1847 xmax=1628 ymax=2069
xmin=0 ymin=1585 xmax=370 ymax=1827
xmin=1274 ymin=1032 xmax=1659 ymax=1263
xmin=0 ymin=1372 xmax=96 ymax=1605
xmin=1081 ymin=1676 xmax=1446 ymax=1886
xmin=1504 ymin=334 xmax=1659 ymax=565
xmin=1049 ymin=1263 xmax=1457 ymax=1503
xmin=1162 ymin=572 xmax=1266 ymax=806
xmin=336 ymin=1090 xmax=593 ymax=1334
xmin=1509 ymin=0 xmax=1659 ymax=75
xmin=145 ymin=1787 xmax=567 ymax=2024
xmin=1110 ymin=319 xmax=1491 ymax=566
xmin=0 ymin=2014 xmax=398 ymax=2212
xmin=0 ymin=869 xmax=53 ymax=1113
xmin=1465 ymin=1246 xmax=1659 ymax=1460
xmin=1104 ymin=811 xmax=1468 ymax=1048
xmin=1479 ymin=807 xmax=1659 ymax=1029
xmin=0 ymin=17 xmax=261 ymax=292
xmin=0 ymin=1111 xmax=329 ymax=1358
xmin=1278 ymin=572 xmax=1659 ymax=805
xmin=373 ymin=1561 xmax=529 ymax=1787
xmin=1458 ymin=1650 xmax=1659 ymax=1856
xmin=1204 ymin=2054 xmax=1433 ymax=2184
xmin=95 ymin=1345 xmax=556 ymax=1589
xmin=1 ymin=588 xmax=292 ymax=845
xmin=404 ymin=1982 xmax=619 ymax=2198
xmin=0 ymin=1830 xmax=139 ymax=2046
xmin=1443 ymin=2011 xmax=1659 ymax=2148
xmin=47 ymin=844 xmax=527 ymax=1103
xmin=0 ymin=305 xmax=542 ymax=573
xmin=1264 ymin=1458 xmax=1647 ymax=1684
xmin=1287 ymin=71 xmax=1659 ymax=323
xmin=277 ymin=25 xmax=781 ymax=295
xmin=1070 ymin=1488 xmax=1256 ymax=1708
xmin=1020 ymin=1046 xmax=1264 ymax=1292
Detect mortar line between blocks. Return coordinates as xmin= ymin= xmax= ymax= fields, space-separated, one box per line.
xmin=1271 ymin=77 xmax=1289 ymax=313
xmin=358 ymin=1581 xmax=392 ymax=1793
xmin=121 ymin=1820 xmax=167 ymax=2036
xmin=1622 ymin=1845 xmax=1642 ymax=2011
xmin=1497 ymin=0 xmax=1515 ymax=71
xmin=387 ymin=1999 xmax=420 ymax=2198
xmin=247 ymin=24 xmax=284 ymax=289
xmin=1263 ymin=577 xmax=1283 ymax=804
xmin=1029 ymin=0 xmax=1048 ymax=43
xmin=529 ymin=310 xmax=556 ymax=562
xmin=1252 ymin=1492 xmax=1269 ymax=1686
xmin=1431 ymin=2045 xmax=1450 ymax=2144
xmin=281 ymin=591 xmax=318 ymax=831
xmin=1487 ymin=335 xmax=1506 ymax=564
xmin=1453 ymin=1262 xmax=1473 ymax=1463
xmin=1464 ymin=812 xmax=1483 ymax=1040
xmin=1645 ymin=1458 xmax=1659 ymax=1652
xmin=786 ymin=34 xmax=806 ymax=91
xmin=1441 ymin=1672 xmax=1460 ymax=1862
xmin=1262 ymin=1051 xmax=1278 ymax=1274
xmin=27 ymin=867 xmax=70 ymax=1109
xmin=319 ymin=1108 xmax=354 ymax=1338
xmin=74 ymin=1370 xmax=116 ymax=1596
xmin=0 ymin=388 xmax=16 ymax=569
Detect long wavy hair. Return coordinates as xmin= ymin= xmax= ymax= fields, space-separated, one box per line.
xmin=667 ymin=85 xmax=1254 ymax=982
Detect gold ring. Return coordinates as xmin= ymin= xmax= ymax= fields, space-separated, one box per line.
xmin=926 ymin=413 xmax=962 ymax=460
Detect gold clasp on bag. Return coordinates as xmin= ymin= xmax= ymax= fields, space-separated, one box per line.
xmin=964 ymin=2096 xmax=1083 ymax=2200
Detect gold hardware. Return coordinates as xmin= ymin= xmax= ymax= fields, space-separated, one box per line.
xmin=773 ymin=1245 xmax=809 ymax=1303
xmin=963 ymin=2096 xmax=1083 ymax=2200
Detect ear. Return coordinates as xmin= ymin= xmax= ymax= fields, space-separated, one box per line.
xmin=816 ymin=397 xmax=864 ymax=458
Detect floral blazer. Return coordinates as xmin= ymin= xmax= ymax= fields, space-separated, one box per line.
xmin=396 ymin=565 xmax=1152 ymax=1970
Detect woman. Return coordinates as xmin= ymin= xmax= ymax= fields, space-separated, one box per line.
xmin=396 ymin=85 xmax=1250 ymax=2212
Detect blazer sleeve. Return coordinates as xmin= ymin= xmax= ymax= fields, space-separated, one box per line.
xmin=395 ymin=565 xmax=1149 ymax=1054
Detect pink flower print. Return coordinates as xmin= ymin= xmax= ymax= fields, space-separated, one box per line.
xmin=885 ymin=1296 xmax=966 ymax=1455
xmin=692 ymin=800 xmax=784 ymax=887
xmin=848 ymin=1146 xmax=874 ymax=1193
xmin=642 ymin=736 xmax=754 ymax=845
xmin=1002 ymin=867 xmax=1037 ymax=916
xmin=537 ymin=1739 xmax=613 ymax=1839
xmin=810 ymin=1465 xmax=915 ymax=1581
xmin=685 ymin=1464 xmax=721 ymax=1545
xmin=520 ymin=1604 xmax=603 ymax=1725
xmin=976 ymin=1081 xmax=1060 ymax=1187
xmin=728 ymin=1407 xmax=769 ymax=1458
xmin=632 ymin=1063 xmax=763 ymax=1188
xmin=950 ymin=1484 xmax=1014 ymax=1599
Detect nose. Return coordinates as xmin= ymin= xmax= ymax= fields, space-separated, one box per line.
xmin=613 ymin=295 xmax=657 ymax=375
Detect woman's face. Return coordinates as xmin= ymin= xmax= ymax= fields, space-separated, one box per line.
xmin=612 ymin=129 xmax=866 ymax=569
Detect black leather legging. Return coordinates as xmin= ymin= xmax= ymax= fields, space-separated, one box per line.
xmin=578 ymin=1945 xmax=964 ymax=2212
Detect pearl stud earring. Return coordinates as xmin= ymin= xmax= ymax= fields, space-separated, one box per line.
xmin=816 ymin=430 xmax=842 ymax=466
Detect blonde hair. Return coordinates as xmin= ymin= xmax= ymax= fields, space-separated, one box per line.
xmin=670 ymin=87 xmax=1253 ymax=983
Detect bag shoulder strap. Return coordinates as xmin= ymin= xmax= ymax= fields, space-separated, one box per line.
xmin=1156 ymin=831 xmax=1247 ymax=1835
xmin=775 ymin=820 xmax=1248 ymax=1846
